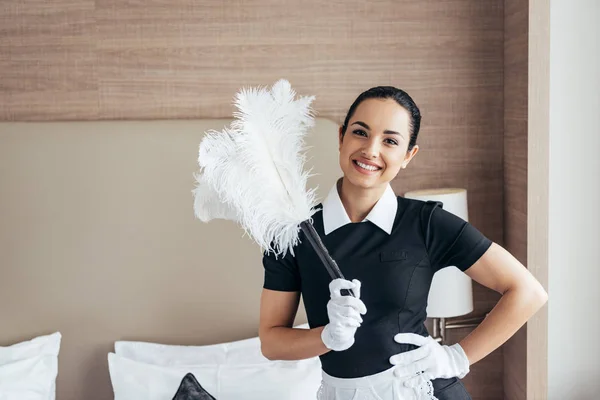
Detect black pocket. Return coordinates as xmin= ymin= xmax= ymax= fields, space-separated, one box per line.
xmin=433 ymin=377 xmax=472 ymax=400
xmin=380 ymin=250 xmax=408 ymax=262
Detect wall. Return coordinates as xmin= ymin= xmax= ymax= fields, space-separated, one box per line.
xmin=0 ymin=1 xmax=506 ymax=399
xmin=503 ymin=0 xmax=528 ymax=398
xmin=526 ymin=0 xmax=550 ymax=397
xmin=0 ymin=118 xmax=340 ymax=400
xmin=548 ymin=0 xmax=600 ymax=398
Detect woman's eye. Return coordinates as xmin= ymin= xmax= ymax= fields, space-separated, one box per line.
xmin=385 ymin=138 xmax=398 ymax=146
xmin=353 ymin=129 xmax=367 ymax=137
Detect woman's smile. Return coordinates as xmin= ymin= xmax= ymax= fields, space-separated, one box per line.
xmin=352 ymin=159 xmax=383 ymax=175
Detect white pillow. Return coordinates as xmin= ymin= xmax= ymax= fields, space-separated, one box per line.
xmin=114 ymin=338 xmax=227 ymax=366
xmin=114 ymin=323 xmax=309 ymax=366
xmin=108 ymin=351 xmax=322 ymax=400
xmin=218 ymin=358 xmax=322 ymax=400
xmin=108 ymin=353 xmax=219 ymax=400
xmin=0 ymin=332 xmax=61 ymax=400
xmin=110 ymin=324 xmax=321 ymax=400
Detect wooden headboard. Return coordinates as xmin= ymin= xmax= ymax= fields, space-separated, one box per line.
xmin=0 ymin=118 xmax=341 ymax=400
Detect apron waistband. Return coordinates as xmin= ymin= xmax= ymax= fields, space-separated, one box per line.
xmin=321 ymin=366 xmax=399 ymax=389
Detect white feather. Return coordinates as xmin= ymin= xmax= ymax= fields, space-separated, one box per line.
xmin=193 ymin=79 xmax=319 ymax=257
xmin=192 ymin=173 xmax=238 ymax=222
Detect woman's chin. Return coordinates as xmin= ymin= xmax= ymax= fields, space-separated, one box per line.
xmin=344 ymin=173 xmax=382 ymax=190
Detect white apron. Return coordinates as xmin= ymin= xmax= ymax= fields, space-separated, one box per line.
xmin=316 ymin=366 xmax=437 ymax=400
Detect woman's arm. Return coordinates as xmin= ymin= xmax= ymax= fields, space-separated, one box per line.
xmin=258 ymin=288 xmax=330 ymax=360
xmin=460 ymin=242 xmax=548 ymax=365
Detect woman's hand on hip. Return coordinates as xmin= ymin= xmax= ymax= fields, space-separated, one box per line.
xmin=390 ymin=333 xmax=470 ymax=385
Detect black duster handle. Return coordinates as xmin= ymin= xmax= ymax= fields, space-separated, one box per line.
xmin=299 ymin=221 xmax=355 ymax=297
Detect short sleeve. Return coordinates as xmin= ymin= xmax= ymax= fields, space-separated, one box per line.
xmin=262 ymin=249 xmax=301 ymax=292
xmin=420 ymin=201 xmax=492 ymax=273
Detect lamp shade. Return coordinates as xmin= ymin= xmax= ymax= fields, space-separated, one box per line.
xmin=403 ymin=188 xmax=474 ymax=318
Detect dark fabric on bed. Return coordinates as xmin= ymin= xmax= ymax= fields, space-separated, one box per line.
xmin=172 ymin=373 xmax=217 ymax=400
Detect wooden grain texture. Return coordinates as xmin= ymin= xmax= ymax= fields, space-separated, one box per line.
xmin=1 ymin=0 xmax=505 ymax=123
xmin=503 ymin=0 xmax=529 ymax=399
xmin=0 ymin=1 xmax=505 ymax=399
xmin=0 ymin=0 xmax=99 ymax=120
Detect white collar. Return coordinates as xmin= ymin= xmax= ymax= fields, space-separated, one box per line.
xmin=322 ymin=180 xmax=398 ymax=235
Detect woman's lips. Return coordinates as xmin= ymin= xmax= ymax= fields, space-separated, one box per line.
xmin=353 ymin=159 xmax=382 ymax=175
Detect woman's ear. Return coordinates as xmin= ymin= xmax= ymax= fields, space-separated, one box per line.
xmin=338 ymin=126 xmax=344 ymax=150
xmin=402 ymin=145 xmax=419 ymax=169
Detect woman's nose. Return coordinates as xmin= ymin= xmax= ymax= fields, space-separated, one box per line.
xmin=361 ymin=140 xmax=380 ymax=159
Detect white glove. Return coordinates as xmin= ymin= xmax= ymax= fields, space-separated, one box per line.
xmin=321 ymin=278 xmax=367 ymax=351
xmin=390 ymin=333 xmax=470 ymax=383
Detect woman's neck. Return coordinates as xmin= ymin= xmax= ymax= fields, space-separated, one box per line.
xmin=338 ymin=177 xmax=387 ymax=223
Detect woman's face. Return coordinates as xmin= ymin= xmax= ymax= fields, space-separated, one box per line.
xmin=339 ymin=98 xmax=419 ymax=190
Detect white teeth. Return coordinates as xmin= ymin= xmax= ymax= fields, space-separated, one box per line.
xmin=356 ymin=161 xmax=380 ymax=171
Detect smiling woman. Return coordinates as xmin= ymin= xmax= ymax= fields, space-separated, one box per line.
xmin=258 ymin=86 xmax=547 ymax=400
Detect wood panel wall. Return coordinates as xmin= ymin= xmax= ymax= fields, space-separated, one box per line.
xmin=0 ymin=1 xmax=505 ymax=399
xmin=503 ymin=0 xmax=529 ymax=399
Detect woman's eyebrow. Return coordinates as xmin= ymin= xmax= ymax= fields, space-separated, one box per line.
xmin=351 ymin=121 xmax=405 ymax=139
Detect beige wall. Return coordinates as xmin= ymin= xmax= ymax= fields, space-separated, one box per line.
xmin=526 ymin=0 xmax=550 ymax=397
xmin=0 ymin=1 xmax=507 ymax=399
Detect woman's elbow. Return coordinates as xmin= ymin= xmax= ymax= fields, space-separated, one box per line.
xmin=260 ymin=343 xmax=276 ymax=361
xmin=526 ymin=280 xmax=548 ymax=311
xmin=259 ymin=330 xmax=277 ymax=361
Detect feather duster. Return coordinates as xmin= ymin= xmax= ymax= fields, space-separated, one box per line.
xmin=192 ymin=79 xmax=352 ymax=294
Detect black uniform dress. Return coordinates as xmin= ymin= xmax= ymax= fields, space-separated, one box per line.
xmin=263 ymin=197 xmax=492 ymax=400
